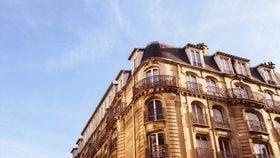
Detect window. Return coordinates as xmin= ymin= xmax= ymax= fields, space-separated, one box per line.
xmin=246 ymin=111 xmax=266 ymax=132
xmin=219 ymin=138 xmax=232 ymax=158
xmin=145 ymin=68 xmax=160 ymax=85
xmin=213 ymin=108 xmax=224 ymax=123
xmin=186 ymin=74 xmax=201 ymax=93
xmin=263 ymin=69 xmax=273 ymax=81
xmin=196 ymin=135 xmax=213 ymax=158
xmin=148 ymin=132 xmax=167 ymax=158
xmin=235 ymin=85 xmax=249 ymax=98
xmin=236 ymin=62 xmax=247 ymax=76
xmin=265 ymin=92 xmax=274 ymax=107
xmin=274 ymin=118 xmax=280 ymax=136
xmin=206 ymin=78 xmax=219 ymax=95
xmin=220 ymin=57 xmax=232 ymax=73
xmin=191 ymin=50 xmax=202 ymax=67
xmin=146 ymin=100 xmax=163 ymax=121
xmin=254 ymin=143 xmax=271 ymax=158
xmin=192 ymin=103 xmax=207 ymax=125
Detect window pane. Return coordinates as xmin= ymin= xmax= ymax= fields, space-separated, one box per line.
xmin=155 ymin=100 xmax=163 ymax=120
xmin=148 ymin=101 xmax=155 ymax=121
xmin=158 ymin=133 xmax=165 ymax=145
xmin=213 ymin=108 xmax=223 ymax=123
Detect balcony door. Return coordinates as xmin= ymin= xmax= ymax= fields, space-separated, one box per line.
xmin=192 ymin=104 xmax=205 ymax=124
xmin=196 ymin=135 xmax=212 ymax=158
xmin=147 ymin=100 xmax=163 ymax=121
xmin=254 ymin=143 xmax=270 ymax=158
xmin=148 ymin=132 xmax=166 ymax=158
xmin=246 ymin=112 xmax=262 ymax=131
xmin=206 ymin=78 xmax=218 ymax=95
xmin=219 ymin=138 xmax=232 ymax=158
xmin=235 ymin=85 xmax=249 ymax=98
xmin=213 ymin=108 xmax=224 ymax=124
xmin=186 ymin=74 xmax=199 ymax=92
xmin=145 ymin=68 xmax=159 ymax=85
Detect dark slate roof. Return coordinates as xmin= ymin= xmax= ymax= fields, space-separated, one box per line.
xmin=141 ymin=42 xmax=189 ymax=64
xmin=250 ymin=67 xmax=265 ymax=82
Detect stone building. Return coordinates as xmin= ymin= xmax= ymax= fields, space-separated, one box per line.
xmin=71 ymin=42 xmax=280 ymax=158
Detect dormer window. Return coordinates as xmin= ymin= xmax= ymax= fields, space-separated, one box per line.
xmin=263 ymin=69 xmax=274 ymax=82
xmin=220 ymin=57 xmax=233 ymax=73
xmin=191 ymin=50 xmax=202 ymax=67
xmin=236 ymin=61 xmax=248 ymax=76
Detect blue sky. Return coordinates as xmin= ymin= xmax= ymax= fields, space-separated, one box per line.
xmin=0 ymin=0 xmax=280 ymax=157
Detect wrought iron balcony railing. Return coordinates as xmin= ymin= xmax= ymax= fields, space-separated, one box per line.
xmin=186 ymin=82 xmax=203 ymax=93
xmin=109 ymin=137 xmax=117 ymax=152
xmin=246 ymin=119 xmax=267 ymax=133
xmin=145 ymin=113 xmax=164 ymax=122
xmin=212 ymin=118 xmax=230 ymax=129
xmin=95 ymin=128 xmax=109 ymax=149
xmin=253 ymin=154 xmax=275 ymax=158
xmin=228 ymin=88 xmax=265 ymax=103
xmin=196 ymin=147 xmax=214 ymax=158
xmin=217 ymin=151 xmax=235 ymax=158
xmin=266 ymin=99 xmax=280 ymax=112
xmin=133 ymin=75 xmax=177 ymax=94
xmin=192 ymin=114 xmax=208 ymax=126
xmin=106 ymin=102 xmax=126 ymax=126
xmin=146 ymin=144 xmax=168 ymax=158
xmin=207 ymin=86 xmax=225 ymax=97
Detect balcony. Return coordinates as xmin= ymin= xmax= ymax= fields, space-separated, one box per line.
xmin=213 ymin=119 xmax=231 ymax=130
xmin=186 ymin=82 xmax=203 ymax=94
xmin=266 ymin=99 xmax=280 ymax=113
xmin=207 ymin=86 xmax=225 ymax=97
xmin=246 ymin=120 xmax=267 ymax=134
xmin=109 ymin=137 xmax=117 ymax=153
xmin=217 ymin=151 xmax=235 ymax=158
xmin=192 ymin=114 xmax=208 ymax=126
xmin=253 ymin=154 xmax=275 ymax=158
xmin=106 ymin=102 xmax=126 ymax=128
xmin=95 ymin=128 xmax=109 ymax=149
xmin=146 ymin=144 xmax=168 ymax=158
xmin=228 ymin=88 xmax=265 ymax=107
xmin=196 ymin=147 xmax=214 ymax=158
xmin=133 ymin=75 xmax=177 ymax=95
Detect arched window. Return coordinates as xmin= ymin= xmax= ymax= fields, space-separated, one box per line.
xmin=213 ymin=108 xmax=223 ymax=123
xmin=206 ymin=78 xmax=218 ymax=95
xmin=146 ymin=100 xmax=163 ymax=121
xmin=145 ymin=68 xmax=160 ymax=85
xmin=235 ymin=85 xmax=249 ymax=98
xmin=186 ymin=73 xmax=201 ymax=93
xmin=246 ymin=111 xmax=266 ymax=133
xmin=148 ymin=132 xmax=167 ymax=158
xmin=265 ymin=91 xmax=274 ymax=107
xmin=192 ymin=103 xmax=207 ymax=125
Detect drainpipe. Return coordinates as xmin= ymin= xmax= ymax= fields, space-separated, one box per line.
xmin=132 ymin=71 xmax=136 ymax=158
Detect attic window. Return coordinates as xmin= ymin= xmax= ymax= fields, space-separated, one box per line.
xmin=220 ymin=57 xmax=233 ymax=73
xmin=191 ymin=50 xmax=202 ymax=67
xmin=236 ymin=61 xmax=247 ymax=76
xmin=263 ymin=69 xmax=276 ymax=85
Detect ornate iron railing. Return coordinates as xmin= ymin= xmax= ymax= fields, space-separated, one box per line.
xmin=266 ymin=99 xmax=280 ymax=112
xmin=213 ymin=118 xmax=230 ymax=129
xmin=228 ymin=88 xmax=265 ymax=103
xmin=106 ymin=102 xmax=126 ymax=126
xmin=146 ymin=144 xmax=168 ymax=158
xmin=246 ymin=119 xmax=267 ymax=133
xmin=109 ymin=137 xmax=117 ymax=152
xmin=133 ymin=75 xmax=177 ymax=94
xmin=196 ymin=147 xmax=214 ymax=158
xmin=253 ymin=154 xmax=275 ymax=158
xmin=186 ymin=81 xmax=203 ymax=93
xmin=207 ymin=86 xmax=225 ymax=97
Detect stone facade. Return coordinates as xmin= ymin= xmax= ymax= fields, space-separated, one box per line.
xmin=71 ymin=42 xmax=280 ymax=158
